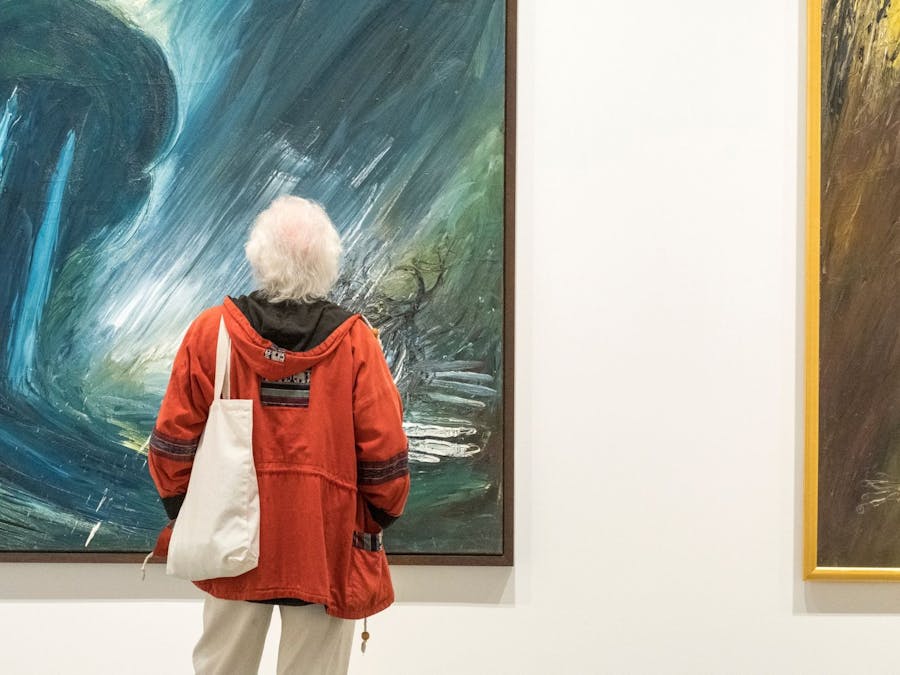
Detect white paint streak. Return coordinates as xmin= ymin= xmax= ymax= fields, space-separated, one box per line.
xmin=408 ymin=451 xmax=440 ymax=464
xmin=84 ymin=521 xmax=102 ymax=548
xmin=409 ymin=439 xmax=481 ymax=458
xmin=433 ymin=371 xmax=495 ymax=383
xmin=94 ymin=488 xmax=109 ymax=513
xmin=429 ymin=379 xmax=497 ymax=397
xmin=351 ymin=141 xmax=393 ymax=188
xmin=404 ymin=422 xmax=478 ymax=439
xmin=426 ymin=392 xmax=487 ymax=409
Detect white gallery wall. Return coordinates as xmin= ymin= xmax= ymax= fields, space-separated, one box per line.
xmin=3 ymin=1 xmax=900 ymax=673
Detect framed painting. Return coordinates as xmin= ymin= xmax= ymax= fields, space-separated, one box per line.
xmin=805 ymin=0 xmax=900 ymax=578
xmin=0 ymin=0 xmax=515 ymax=565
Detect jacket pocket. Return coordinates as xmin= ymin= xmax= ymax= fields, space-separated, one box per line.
xmin=345 ymin=531 xmax=392 ymax=616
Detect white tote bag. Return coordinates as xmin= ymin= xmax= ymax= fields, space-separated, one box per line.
xmin=166 ymin=316 xmax=260 ymax=581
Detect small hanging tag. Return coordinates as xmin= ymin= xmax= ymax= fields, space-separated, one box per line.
xmin=360 ymin=617 xmax=369 ymax=653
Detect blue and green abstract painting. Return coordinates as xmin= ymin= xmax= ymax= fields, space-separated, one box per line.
xmin=0 ymin=0 xmax=507 ymax=556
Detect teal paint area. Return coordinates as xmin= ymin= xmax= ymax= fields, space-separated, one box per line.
xmin=7 ymin=129 xmax=76 ymax=393
xmin=0 ymin=0 xmax=506 ymax=555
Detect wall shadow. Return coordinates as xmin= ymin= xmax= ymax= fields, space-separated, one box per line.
xmin=0 ymin=563 xmax=516 ymax=605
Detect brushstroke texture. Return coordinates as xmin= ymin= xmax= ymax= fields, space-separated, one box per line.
xmin=0 ymin=0 xmax=506 ymax=554
xmin=819 ymin=0 xmax=900 ymax=566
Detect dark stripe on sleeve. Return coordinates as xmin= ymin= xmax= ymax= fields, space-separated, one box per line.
xmin=367 ymin=502 xmax=400 ymax=529
xmin=149 ymin=428 xmax=199 ymax=461
xmin=162 ymin=494 xmax=186 ymax=520
xmin=358 ymin=449 xmax=409 ymax=485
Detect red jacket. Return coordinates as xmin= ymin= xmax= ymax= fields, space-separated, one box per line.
xmin=148 ymin=297 xmax=410 ymax=619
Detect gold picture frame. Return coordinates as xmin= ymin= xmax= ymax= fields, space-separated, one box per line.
xmin=805 ymin=0 xmax=900 ymax=579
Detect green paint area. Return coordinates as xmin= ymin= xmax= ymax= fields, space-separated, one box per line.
xmin=388 ymin=454 xmax=502 ymax=555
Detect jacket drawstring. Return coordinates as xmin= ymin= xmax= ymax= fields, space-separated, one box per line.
xmin=360 ymin=616 xmax=369 ymax=653
xmin=140 ymin=550 xmax=154 ymax=580
xmin=139 ymin=433 xmax=154 ymax=581
xmin=138 ymin=434 xmax=153 ymax=581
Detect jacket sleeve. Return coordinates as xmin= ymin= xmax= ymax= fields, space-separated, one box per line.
xmin=147 ymin=316 xmax=215 ymax=522
xmin=352 ymin=319 xmax=410 ymax=529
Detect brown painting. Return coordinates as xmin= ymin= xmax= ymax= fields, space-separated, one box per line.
xmin=808 ymin=0 xmax=900 ymax=574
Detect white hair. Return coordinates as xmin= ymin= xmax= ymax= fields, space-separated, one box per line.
xmin=245 ymin=195 xmax=342 ymax=303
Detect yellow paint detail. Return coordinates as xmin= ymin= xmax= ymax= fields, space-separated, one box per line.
xmin=888 ymin=3 xmax=900 ymax=43
xmin=884 ymin=2 xmax=900 ymax=68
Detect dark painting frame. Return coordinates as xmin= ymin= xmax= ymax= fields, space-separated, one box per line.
xmin=0 ymin=0 xmax=516 ymax=566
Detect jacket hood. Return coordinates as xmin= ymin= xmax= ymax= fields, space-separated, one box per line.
xmin=221 ymin=296 xmax=359 ymax=380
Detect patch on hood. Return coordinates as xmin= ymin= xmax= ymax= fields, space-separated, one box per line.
xmin=222 ymin=294 xmax=359 ymax=380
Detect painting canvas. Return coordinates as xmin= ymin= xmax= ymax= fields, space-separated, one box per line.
xmin=805 ymin=0 xmax=900 ymax=577
xmin=0 ymin=0 xmax=514 ymax=563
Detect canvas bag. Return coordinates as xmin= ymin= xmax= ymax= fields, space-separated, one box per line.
xmin=166 ymin=316 xmax=260 ymax=581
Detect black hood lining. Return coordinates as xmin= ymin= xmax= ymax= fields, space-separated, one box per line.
xmin=229 ymin=291 xmax=353 ymax=353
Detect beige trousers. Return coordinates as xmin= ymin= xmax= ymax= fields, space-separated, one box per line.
xmin=193 ymin=596 xmax=355 ymax=675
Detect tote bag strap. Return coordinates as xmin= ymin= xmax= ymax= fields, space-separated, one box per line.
xmin=213 ymin=316 xmax=232 ymax=400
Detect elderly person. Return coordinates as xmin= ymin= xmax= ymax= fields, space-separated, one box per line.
xmin=147 ymin=195 xmax=410 ymax=674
